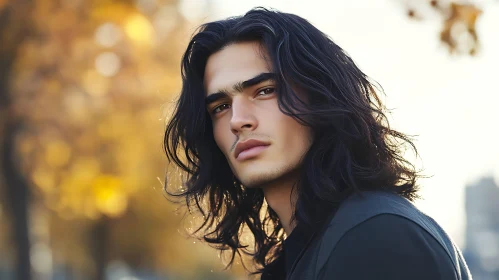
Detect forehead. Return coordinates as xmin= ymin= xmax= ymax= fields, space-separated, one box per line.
xmin=204 ymin=41 xmax=271 ymax=95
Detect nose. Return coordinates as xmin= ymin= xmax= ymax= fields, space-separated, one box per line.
xmin=229 ymin=97 xmax=257 ymax=135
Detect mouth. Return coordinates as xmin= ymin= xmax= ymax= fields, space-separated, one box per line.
xmin=234 ymin=139 xmax=270 ymax=161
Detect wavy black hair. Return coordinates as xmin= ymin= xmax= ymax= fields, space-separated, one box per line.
xmin=164 ymin=7 xmax=420 ymax=274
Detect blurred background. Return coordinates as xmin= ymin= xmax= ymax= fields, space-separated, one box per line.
xmin=0 ymin=0 xmax=497 ymax=279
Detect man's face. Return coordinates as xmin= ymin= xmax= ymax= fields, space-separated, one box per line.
xmin=204 ymin=41 xmax=312 ymax=188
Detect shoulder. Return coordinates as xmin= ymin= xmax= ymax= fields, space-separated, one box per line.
xmin=318 ymin=214 xmax=458 ymax=279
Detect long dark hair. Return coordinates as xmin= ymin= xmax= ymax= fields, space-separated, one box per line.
xmin=164 ymin=7 xmax=420 ymax=274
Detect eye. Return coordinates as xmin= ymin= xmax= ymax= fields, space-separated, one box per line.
xmin=257 ymin=87 xmax=276 ymax=96
xmin=212 ymin=103 xmax=231 ymax=115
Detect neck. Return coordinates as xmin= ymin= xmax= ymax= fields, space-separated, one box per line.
xmin=261 ymin=175 xmax=299 ymax=236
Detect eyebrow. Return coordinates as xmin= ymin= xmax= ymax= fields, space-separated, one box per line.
xmin=205 ymin=72 xmax=276 ymax=106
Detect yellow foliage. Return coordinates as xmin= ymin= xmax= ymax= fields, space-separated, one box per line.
xmin=70 ymin=158 xmax=100 ymax=182
xmin=63 ymin=89 xmax=91 ymax=125
xmin=124 ymin=13 xmax=155 ymax=47
xmin=4 ymin=0 xmax=232 ymax=277
xmin=96 ymin=114 xmax=128 ymax=140
xmin=90 ymin=2 xmax=136 ymax=24
xmin=44 ymin=140 xmax=71 ymax=168
xmin=75 ymin=134 xmax=99 ymax=153
xmin=92 ymin=175 xmax=128 ymax=217
xmin=439 ymin=3 xmax=482 ymax=54
xmin=82 ymin=70 xmax=110 ymax=97
xmin=83 ymin=199 xmax=101 ymax=220
xmin=43 ymin=79 xmax=63 ymax=96
xmin=52 ymin=171 xmax=131 ymax=219
xmin=32 ymin=168 xmax=56 ymax=193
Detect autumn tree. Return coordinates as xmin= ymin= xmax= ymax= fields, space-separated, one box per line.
xmin=2 ymin=0 xmax=238 ymax=279
xmin=403 ymin=0 xmax=483 ymax=55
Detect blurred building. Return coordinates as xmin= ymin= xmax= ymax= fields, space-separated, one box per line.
xmin=464 ymin=176 xmax=499 ymax=280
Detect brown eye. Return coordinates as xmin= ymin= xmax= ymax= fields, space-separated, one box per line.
xmin=212 ymin=104 xmax=230 ymax=114
xmin=257 ymin=87 xmax=275 ymax=96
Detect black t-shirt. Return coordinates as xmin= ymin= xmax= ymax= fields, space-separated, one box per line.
xmin=262 ymin=214 xmax=457 ymax=279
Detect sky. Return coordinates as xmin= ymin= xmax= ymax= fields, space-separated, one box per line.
xmin=179 ymin=0 xmax=499 ymax=247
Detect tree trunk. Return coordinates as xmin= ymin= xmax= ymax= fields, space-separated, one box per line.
xmin=89 ymin=217 xmax=109 ymax=280
xmin=0 ymin=1 xmax=34 ymax=280
xmin=1 ymin=119 xmax=32 ymax=280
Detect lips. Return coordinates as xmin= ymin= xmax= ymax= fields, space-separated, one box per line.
xmin=234 ymin=139 xmax=270 ymax=160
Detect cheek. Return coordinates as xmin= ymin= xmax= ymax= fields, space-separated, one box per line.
xmin=212 ymin=122 xmax=232 ymax=156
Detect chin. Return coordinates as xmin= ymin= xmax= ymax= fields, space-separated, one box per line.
xmin=239 ymin=177 xmax=276 ymax=189
xmin=235 ymin=167 xmax=286 ymax=188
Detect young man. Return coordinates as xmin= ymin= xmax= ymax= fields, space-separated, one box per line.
xmin=164 ymin=8 xmax=471 ymax=280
